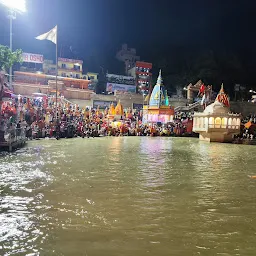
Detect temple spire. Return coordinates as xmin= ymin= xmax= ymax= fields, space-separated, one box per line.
xmin=156 ymin=69 xmax=163 ymax=85
xmin=220 ymin=83 xmax=224 ymax=93
xmin=215 ymin=83 xmax=230 ymax=107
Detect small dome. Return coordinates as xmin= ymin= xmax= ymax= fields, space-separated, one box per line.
xmin=203 ymin=101 xmax=229 ymax=114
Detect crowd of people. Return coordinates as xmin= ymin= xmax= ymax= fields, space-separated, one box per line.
xmin=3 ymin=94 xmax=256 ymax=144
xmin=0 ymin=95 xmax=195 ymax=142
xmin=233 ymin=114 xmax=256 ymax=143
xmin=242 ymin=114 xmax=256 ymax=125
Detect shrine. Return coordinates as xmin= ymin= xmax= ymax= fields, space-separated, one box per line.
xmin=193 ymin=84 xmax=241 ymax=142
xmin=142 ymin=70 xmax=174 ymax=124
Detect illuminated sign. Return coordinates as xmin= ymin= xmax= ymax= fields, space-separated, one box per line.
xmin=93 ymin=100 xmax=117 ymax=109
xmin=58 ymin=58 xmax=83 ymax=64
xmin=22 ymin=53 xmax=44 ymax=64
xmin=106 ymin=83 xmax=136 ymax=93
xmin=133 ymin=103 xmax=143 ymax=110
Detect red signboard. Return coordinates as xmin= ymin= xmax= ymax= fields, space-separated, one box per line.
xmin=22 ymin=53 xmax=44 ymax=64
xmin=136 ymin=61 xmax=152 ymax=69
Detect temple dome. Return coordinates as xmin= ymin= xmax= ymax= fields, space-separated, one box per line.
xmin=203 ymin=101 xmax=229 ymax=115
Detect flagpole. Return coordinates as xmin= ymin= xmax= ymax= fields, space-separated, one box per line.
xmin=55 ymin=25 xmax=58 ymax=122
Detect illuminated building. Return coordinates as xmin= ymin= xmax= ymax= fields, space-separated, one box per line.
xmin=43 ymin=57 xmax=83 ymax=78
xmin=57 ymin=58 xmax=83 ymax=79
xmin=143 ymin=70 xmax=174 ymax=124
xmin=128 ymin=61 xmax=152 ymax=94
xmin=193 ymin=85 xmax=241 ymax=142
xmin=106 ymin=100 xmax=124 ymax=122
xmin=85 ymin=72 xmax=98 ymax=82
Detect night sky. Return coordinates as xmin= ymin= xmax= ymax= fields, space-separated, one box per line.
xmin=0 ymin=0 xmax=256 ymax=87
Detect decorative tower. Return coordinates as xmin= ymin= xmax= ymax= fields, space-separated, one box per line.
xmin=108 ymin=103 xmax=115 ymax=116
xmin=149 ymin=70 xmax=166 ymax=107
xmin=143 ymin=70 xmax=174 ymax=124
xmin=115 ymin=100 xmax=124 ymax=119
xmin=106 ymin=102 xmax=116 ymax=123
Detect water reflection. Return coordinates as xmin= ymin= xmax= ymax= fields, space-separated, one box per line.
xmin=1 ymin=138 xmax=256 ymax=255
xmin=0 ymin=147 xmax=52 ymax=255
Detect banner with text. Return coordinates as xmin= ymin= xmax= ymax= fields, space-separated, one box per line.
xmin=22 ymin=53 xmax=44 ymax=64
xmin=93 ymin=100 xmax=117 ymax=109
xmin=106 ymin=83 xmax=136 ymax=93
xmin=132 ymin=103 xmax=143 ymax=110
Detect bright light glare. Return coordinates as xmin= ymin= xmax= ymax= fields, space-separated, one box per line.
xmin=0 ymin=0 xmax=26 ymax=13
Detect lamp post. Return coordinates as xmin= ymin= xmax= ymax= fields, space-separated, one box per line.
xmin=0 ymin=0 xmax=26 ymax=87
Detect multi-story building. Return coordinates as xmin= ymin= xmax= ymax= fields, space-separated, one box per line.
xmin=58 ymin=58 xmax=83 ymax=79
xmin=116 ymin=44 xmax=140 ymax=75
xmin=128 ymin=61 xmax=152 ymax=94
xmin=43 ymin=58 xmax=83 ymax=79
xmin=84 ymin=72 xmax=98 ymax=83
xmin=43 ymin=59 xmax=56 ymax=75
xmin=82 ymin=72 xmax=99 ymax=91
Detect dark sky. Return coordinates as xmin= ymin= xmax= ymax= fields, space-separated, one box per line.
xmin=0 ymin=0 xmax=256 ymax=72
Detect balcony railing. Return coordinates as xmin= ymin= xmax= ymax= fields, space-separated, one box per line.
xmin=58 ymin=66 xmax=82 ymax=72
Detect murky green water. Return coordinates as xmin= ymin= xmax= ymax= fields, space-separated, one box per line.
xmin=1 ymin=137 xmax=256 ymax=255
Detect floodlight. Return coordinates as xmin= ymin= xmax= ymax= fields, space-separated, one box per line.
xmin=0 ymin=0 xmax=26 ymax=13
xmin=0 ymin=0 xmax=26 ymax=87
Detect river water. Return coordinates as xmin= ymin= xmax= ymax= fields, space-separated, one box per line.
xmin=1 ymin=137 xmax=256 ymax=256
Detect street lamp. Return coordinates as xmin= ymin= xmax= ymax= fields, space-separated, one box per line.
xmin=0 ymin=0 xmax=26 ymax=88
xmin=249 ymin=89 xmax=256 ymax=94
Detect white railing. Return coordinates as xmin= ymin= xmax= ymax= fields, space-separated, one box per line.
xmin=174 ymin=101 xmax=200 ymax=112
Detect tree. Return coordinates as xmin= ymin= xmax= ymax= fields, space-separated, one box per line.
xmin=0 ymin=45 xmax=23 ymax=119
xmin=0 ymin=45 xmax=22 ymax=72
xmin=95 ymin=66 xmax=107 ymax=94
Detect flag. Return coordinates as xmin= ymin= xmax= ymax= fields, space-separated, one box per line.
xmin=244 ymin=121 xmax=252 ymax=129
xmin=200 ymin=93 xmax=206 ymax=105
xmin=35 ymin=25 xmax=57 ymax=44
xmin=199 ymin=83 xmax=206 ymax=94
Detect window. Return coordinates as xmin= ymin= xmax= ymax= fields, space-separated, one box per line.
xmin=74 ymin=64 xmax=80 ymax=71
xmin=76 ymin=74 xmax=80 ymax=79
xmin=90 ymin=76 xmax=95 ymax=80
xmin=61 ymin=73 xmax=66 ymax=77
xmin=61 ymin=63 xmax=66 ymax=69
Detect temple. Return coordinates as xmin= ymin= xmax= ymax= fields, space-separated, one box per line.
xmin=193 ymin=84 xmax=241 ymax=142
xmin=115 ymin=100 xmax=124 ymax=119
xmin=106 ymin=100 xmax=124 ymax=121
xmin=143 ymin=70 xmax=174 ymax=124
